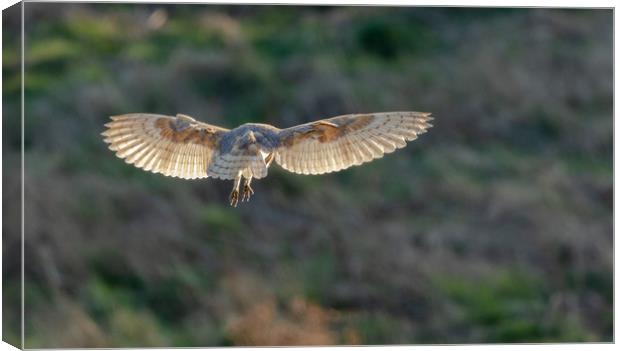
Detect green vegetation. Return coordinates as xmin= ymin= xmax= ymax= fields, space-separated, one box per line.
xmin=432 ymin=270 xmax=588 ymax=342
xmin=2 ymin=4 xmax=612 ymax=347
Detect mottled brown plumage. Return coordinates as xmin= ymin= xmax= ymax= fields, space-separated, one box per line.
xmin=102 ymin=111 xmax=433 ymax=206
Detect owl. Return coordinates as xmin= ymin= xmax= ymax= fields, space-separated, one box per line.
xmin=102 ymin=111 xmax=433 ymax=206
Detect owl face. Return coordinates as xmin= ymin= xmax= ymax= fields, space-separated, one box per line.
xmin=236 ymin=130 xmax=260 ymax=153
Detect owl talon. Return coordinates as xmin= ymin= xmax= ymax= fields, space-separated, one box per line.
xmin=242 ymin=185 xmax=254 ymax=202
xmin=229 ymin=190 xmax=239 ymax=207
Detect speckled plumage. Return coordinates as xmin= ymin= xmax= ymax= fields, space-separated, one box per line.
xmin=102 ymin=111 xmax=433 ymax=206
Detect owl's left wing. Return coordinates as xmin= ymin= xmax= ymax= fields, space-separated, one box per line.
xmin=102 ymin=113 xmax=229 ymax=179
xmin=275 ymin=112 xmax=433 ymax=175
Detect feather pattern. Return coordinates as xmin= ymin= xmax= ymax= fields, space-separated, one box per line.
xmin=275 ymin=112 xmax=433 ymax=175
xmin=102 ymin=113 xmax=228 ymax=179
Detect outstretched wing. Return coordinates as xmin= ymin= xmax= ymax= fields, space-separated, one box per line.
xmin=102 ymin=113 xmax=229 ymax=179
xmin=275 ymin=111 xmax=433 ymax=175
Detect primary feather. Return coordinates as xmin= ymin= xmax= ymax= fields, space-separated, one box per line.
xmin=101 ymin=113 xmax=227 ymax=179
xmin=275 ymin=112 xmax=433 ymax=174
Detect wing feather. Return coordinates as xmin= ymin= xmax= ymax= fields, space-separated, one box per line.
xmin=102 ymin=113 xmax=228 ymax=179
xmin=275 ymin=111 xmax=433 ymax=175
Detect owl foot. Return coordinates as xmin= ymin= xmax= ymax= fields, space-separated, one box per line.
xmin=242 ymin=184 xmax=254 ymax=202
xmin=229 ymin=189 xmax=239 ymax=207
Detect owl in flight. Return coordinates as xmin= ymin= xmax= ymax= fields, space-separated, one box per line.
xmin=102 ymin=111 xmax=433 ymax=207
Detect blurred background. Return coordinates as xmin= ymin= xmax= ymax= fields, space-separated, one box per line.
xmin=2 ymin=3 xmax=613 ymax=347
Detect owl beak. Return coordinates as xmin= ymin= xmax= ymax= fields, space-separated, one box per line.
xmin=246 ymin=131 xmax=257 ymax=143
xmin=259 ymin=150 xmax=270 ymax=160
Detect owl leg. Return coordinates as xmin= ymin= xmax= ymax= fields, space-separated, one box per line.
xmin=229 ymin=175 xmax=242 ymax=207
xmin=242 ymin=176 xmax=254 ymax=202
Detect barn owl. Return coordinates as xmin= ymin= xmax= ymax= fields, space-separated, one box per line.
xmin=102 ymin=111 xmax=433 ymax=206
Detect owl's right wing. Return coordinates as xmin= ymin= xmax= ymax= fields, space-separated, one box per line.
xmin=275 ymin=111 xmax=433 ymax=175
xmin=102 ymin=113 xmax=229 ymax=179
